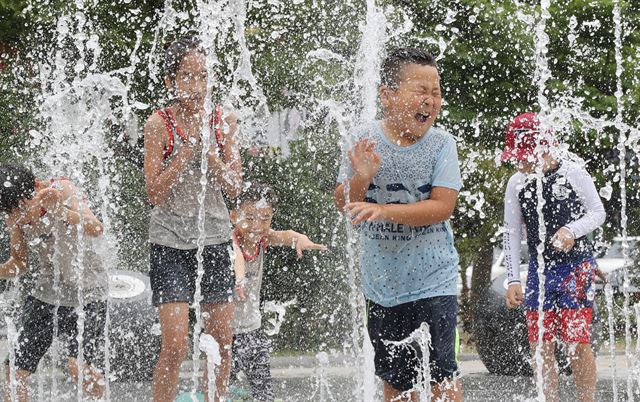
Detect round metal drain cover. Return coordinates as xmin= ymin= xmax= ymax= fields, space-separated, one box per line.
xmin=109 ymin=274 xmax=146 ymax=299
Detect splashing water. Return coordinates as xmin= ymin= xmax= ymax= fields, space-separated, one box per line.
xmin=199 ymin=333 xmax=221 ymax=402
xmin=612 ymin=1 xmax=635 ymax=399
xmin=311 ymin=351 xmax=335 ymax=402
xmin=605 ymin=283 xmax=619 ymax=401
xmin=383 ymin=322 xmax=432 ymax=402
xmin=262 ymin=298 xmax=296 ymax=336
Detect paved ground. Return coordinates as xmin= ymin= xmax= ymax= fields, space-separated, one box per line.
xmin=4 ymin=350 xmax=639 ymax=401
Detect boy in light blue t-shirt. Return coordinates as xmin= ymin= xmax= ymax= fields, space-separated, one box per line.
xmin=335 ymin=48 xmax=462 ymax=402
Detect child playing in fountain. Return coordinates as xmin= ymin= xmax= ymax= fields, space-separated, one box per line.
xmin=229 ymin=183 xmax=326 ymax=402
xmin=334 ymin=48 xmax=463 ymax=402
xmin=0 ymin=164 xmax=107 ymax=402
xmin=143 ymin=35 xmax=243 ymax=402
xmin=502 ymin=112 xmax=605 ymax=402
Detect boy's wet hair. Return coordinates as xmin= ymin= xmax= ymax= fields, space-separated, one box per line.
xmin=380 ymin=48 xmax=438 ymax=89
xmin=0 ymin=164 xmax=35 ymax=214
xmin=236 ymin=182 xmax=277 ymax=209
xmin=164 ymin=35 xmax=203 ymax=81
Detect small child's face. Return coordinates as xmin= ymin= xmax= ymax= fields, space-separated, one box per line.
xmin=381 ymin=63 xmax=441 ymax=141
xmin=233 ymin=202 xmax=274 ymax=241
xmin=169 ymin=51 xmax=208 ymax=107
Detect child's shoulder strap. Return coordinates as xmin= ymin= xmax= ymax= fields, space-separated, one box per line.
xmin=208 ymin=104 xmax=223 ymax=150
xmin=155 ymin=108 xmax=175 ymax=160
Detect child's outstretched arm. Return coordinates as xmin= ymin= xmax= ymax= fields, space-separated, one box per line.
xmin=345 ymin=186 xmax=458 ymax=227
xmin=144 ymin=113 xmax=195 ymax=205
xmin=266 ymin=230 xmax=327 ymax=259
xmin=334 ymin=138 xmax=380 ymax=210
xmin=0 ymin=213 xmax=28 ymax=278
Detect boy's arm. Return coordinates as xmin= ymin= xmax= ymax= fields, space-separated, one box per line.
xmin=563 ymin=167 xmax=606 ymax=238
xmin=334 ymin=174 xmax=374 ymax=211
xmin=266 ymin=230 xmax=327 ymax=259
xmin=232 ymin=241 xmax=246 ymax=301
xmin=345 ymin=186 xmax=458 ymax=227
xmin=503 ymin=175 xmax=523 ymax=286
xmin=0 ymin=216 xmax=28 ymax=278
xmin=504 ymin=175 xmax=524 ymax=308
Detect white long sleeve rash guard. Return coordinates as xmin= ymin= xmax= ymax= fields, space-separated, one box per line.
xmin=503 ymin=160 xmax=606 ymax=285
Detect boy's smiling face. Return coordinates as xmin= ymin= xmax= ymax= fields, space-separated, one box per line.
xmin=232 ymin=201 xmax=274 ymax=242
xmin=380 ymin=63 xmax=441 ymax=142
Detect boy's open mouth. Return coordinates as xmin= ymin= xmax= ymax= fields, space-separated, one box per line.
xmin=415 ymin=112 xmax=431 ymax=123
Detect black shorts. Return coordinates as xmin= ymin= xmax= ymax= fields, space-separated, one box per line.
xmin=7 ymin=296 xmax=106 ymax=374
xmin=149 ymin=242 xmax=234 ymax=306
xmin=366 ymin=295 xmax=459 ymax=392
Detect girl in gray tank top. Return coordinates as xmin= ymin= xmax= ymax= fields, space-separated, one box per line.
xmin=144 ymin=36 xmax=243 ymax=402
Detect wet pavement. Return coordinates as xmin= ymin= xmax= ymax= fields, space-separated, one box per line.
xmin=3 ymin=348 xmax=638 ymax=401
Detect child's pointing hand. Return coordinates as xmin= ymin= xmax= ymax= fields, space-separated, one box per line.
xmin=294 ymin=235 xmax=327 ymax=259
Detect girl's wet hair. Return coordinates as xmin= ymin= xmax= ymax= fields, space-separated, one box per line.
xmin=380 ymin=48 xmax=437 ymax=90
xmin=163 ymin=36 xmax=204 ymax=81
xmin=0 ymin=164 xmax=35 ymax=214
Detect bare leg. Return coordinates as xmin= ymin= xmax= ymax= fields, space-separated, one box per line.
xmin=431 ymin=378 xmax=462 ymax=402
xmin=4 ymin=366 xmax=30 ymax=402
xmin=67 ymin=358 xmax=105 ymax=400
xmin=201 ymin=302 xmax=234 ymax=402
xmin=567 ymin=343 xmax=596 ymax=402
xmin=383 ymin=381 xmax=417 ymax=402
xmin=152 ymin=303 xmax=190 ymax=402
xmin=531 ymin=341 xmax=560 ymax=402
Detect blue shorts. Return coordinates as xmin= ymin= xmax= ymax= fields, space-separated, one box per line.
xmin=149 ymin=242 xmax=234 ymax=306
xmin=366 ymin=296 xmax=458 ymax=392
xmin=524 ymin=257 xmax=596 ymax=311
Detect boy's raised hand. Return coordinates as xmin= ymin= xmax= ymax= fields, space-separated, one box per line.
xmin=348 ymin=138 xmax=381 ymax=180
xmin=506 ymin=283 xmax=523 ymax=309
xmin=294 ymin=235 xmax=327 ymax=259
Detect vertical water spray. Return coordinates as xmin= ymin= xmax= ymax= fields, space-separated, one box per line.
xmin=532 ymin=1 xmax=552 ymax=400
xmin=346 ymin=1 xmax=388 ymax=399
xmin=635 ymin=304 xmax=640 ymax=392
xmin=605 ymin=283 xmax=619 ymax=401
xmin=190 ymin=0 xmax=230 ymax=398
xmin=612 ymin=1 xmax=634 ymax=400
